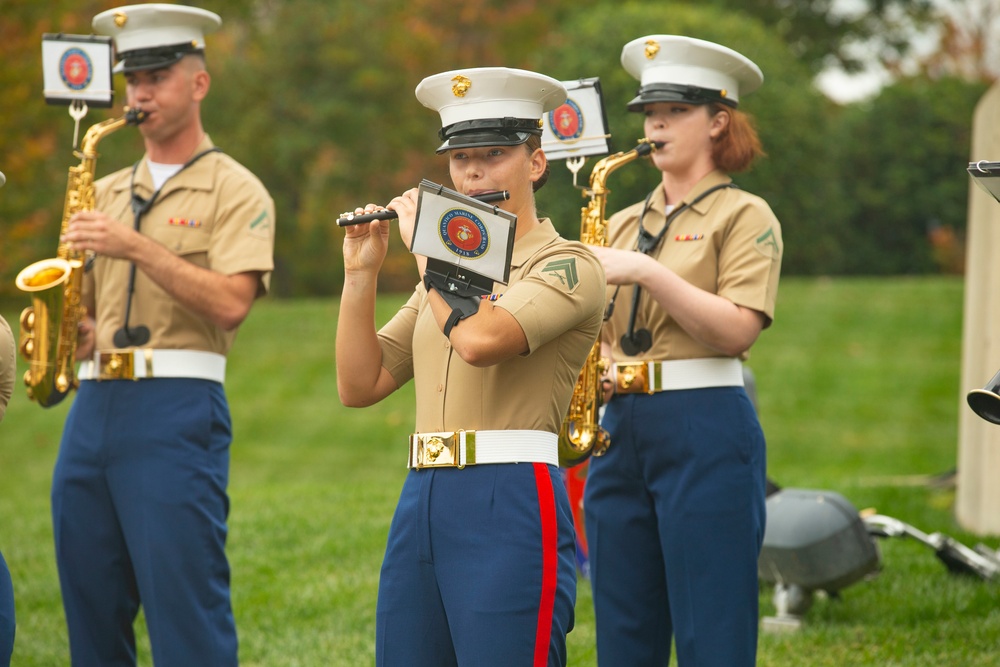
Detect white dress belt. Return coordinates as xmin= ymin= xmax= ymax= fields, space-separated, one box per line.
xmin=78 ymin=349 xmax=226 ymax=383
xmin=613 ymin=357 xmax=744 ymax=394
xmin=408 ymin=430 xmax=558 ymax=469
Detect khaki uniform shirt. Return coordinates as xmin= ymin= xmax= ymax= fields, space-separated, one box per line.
xmin=379 ymin=220 xmax=606 ymax=434
xmin=0 ymin=315 xmax=14 ymax=422
xmin=85 ymin=135 xmax=275 ymax=354
xmin=604 ymin=170 xmax=782 ymax=362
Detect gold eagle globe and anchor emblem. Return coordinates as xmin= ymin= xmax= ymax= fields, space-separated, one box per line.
xmin=424 ymin=436 xmax=446 ymax=463
xmin=451 ymin=75 xmax=472 ymax=97
xmin=619 ymin=364 xmax=638 ymax=390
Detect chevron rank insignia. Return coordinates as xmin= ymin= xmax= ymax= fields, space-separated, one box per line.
xmin=249 ymin=208 xmax=272 ymax=240
xmin=754 ymin=227 xmax=781 ymax=259
xmin=540 ymin=257 xmax=580 ymax=292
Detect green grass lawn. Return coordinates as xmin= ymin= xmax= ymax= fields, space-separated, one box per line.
xmin=2 ymin=275 xmax=998 ymax=666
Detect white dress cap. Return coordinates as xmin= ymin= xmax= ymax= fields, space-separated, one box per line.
xmin=93 ymin=3 xmax=221 ymax=72
xmin=620 ymin=35 xmax=762 ymax=110
xmin=416 ymin=67 xmax=567 ymax=153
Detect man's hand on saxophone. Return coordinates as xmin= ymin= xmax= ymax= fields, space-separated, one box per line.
xmin=65 ymin=208 xmax=259 ymax=332
xmin=63 ymin=210 xmax=140 ymax=260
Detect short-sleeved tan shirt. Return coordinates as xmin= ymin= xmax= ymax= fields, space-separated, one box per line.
xmin=0 ymin=314 xmax=15 ymax=422
xmin=86 ymin=135 xmax=275 ymax=354
xmin=604 ymin=170 xmax=782 ymax=362
xmin=378 ymin=220 xmax=606 ymax=434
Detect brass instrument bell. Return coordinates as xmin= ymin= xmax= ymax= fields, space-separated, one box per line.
xmin=967 ymin=368 xmax=1000 ymax=424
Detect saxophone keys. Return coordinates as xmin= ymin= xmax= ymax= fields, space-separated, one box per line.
xmin=18 ymin=308 xmax=36 ymax=359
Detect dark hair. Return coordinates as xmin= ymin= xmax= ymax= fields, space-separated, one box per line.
xmin=524 ymin=134 xmax=549 ymax=192
xmin=709 ymin=104 xmax=765 ymax=173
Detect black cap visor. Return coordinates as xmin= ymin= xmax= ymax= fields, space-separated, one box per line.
xmin=626 ymin=83 xmax=737 ymax=111
xmin=436 ymin=117 xmax=542 ymax=154
xmin=117 ymin=43 xmax=202 ymax=73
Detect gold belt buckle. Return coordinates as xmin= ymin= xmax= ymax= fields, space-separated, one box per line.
xmin=616 ymin=362 xmax=653 ymax=394
xmin=98 ymin=351 xmax=136 ymax=381
xmin=411 ymin=431 xmax=462 ymax=468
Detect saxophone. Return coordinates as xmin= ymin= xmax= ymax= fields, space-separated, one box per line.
xmin=558 ymin=138 xmax=659 ymax=467
xmin=15 ymin=107 xmax=145 ymax=407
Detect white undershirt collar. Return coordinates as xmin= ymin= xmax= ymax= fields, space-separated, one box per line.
xmin=146 ymin=159 xmax=184 ymax=191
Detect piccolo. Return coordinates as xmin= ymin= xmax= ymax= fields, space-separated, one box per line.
xmin=336 ymin=190 xmax=510 ymax=227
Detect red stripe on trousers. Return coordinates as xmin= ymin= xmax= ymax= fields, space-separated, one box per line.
xmin=532 ymin=463 xmax=558 ymax=667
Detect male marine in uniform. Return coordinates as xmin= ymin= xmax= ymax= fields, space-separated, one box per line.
xmin=51 ymin=6 xmax=274 ymax=665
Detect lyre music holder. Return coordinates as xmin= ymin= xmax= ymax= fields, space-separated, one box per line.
xmin=540 ymin=77 xmax=613 ymax=188
xmin=410 ymin=180 xmax=517 ymax=297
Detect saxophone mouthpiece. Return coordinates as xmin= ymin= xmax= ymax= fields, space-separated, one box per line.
xmin=633 ymin=140 xmax=657 ymax=158
xmin=639 ymin=138 xmax=664 ymax=152
xmin=125 ymin=107 xmax=147 ymax=125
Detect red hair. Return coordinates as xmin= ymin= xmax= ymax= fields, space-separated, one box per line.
xmin=710 ymin=104 xmax=765 ymax=173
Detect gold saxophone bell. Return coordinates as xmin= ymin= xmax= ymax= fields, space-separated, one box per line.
xmin=15 ymin=258 xmax=81 ymax=406
xmin=967 ymin=368 xmax=1000 ymax=424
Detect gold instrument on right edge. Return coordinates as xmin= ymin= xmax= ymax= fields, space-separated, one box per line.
xmin=15 ymin=107 xmax=145 ymax=408
xmin=558 ymin=137 xmax=659 ymax=467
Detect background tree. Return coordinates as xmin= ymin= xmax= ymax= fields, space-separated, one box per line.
xmin=202 ymin=0 xmax=602 ymax=295
xmin=832 ymin=76 xmax=988 ymax=274
xmin=920 ymin=0 xmax=999 ymax=82
xmin=701 ymin=0 xmax=937 ymax=74
xmin=0 ymin=0 xmax=257 ymax=292
xmin=0 ymin=2 xmax=107 ymax=292
xmin=1 ymin=0 xmax=997 ymax=297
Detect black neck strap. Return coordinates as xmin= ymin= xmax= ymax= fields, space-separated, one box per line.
xmin=635 ymin=182 xmax=738 ymax=256
xmin=128 ymin=147 xmax=223 ymax=222
xmin=614 ymin=182 xmax=739 ymax=354
xmin=114 ymin=147 xmax=223 ymax=347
